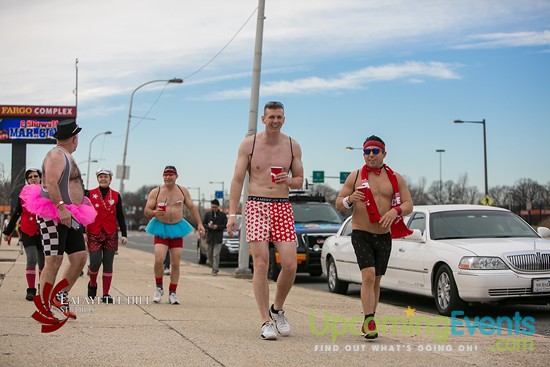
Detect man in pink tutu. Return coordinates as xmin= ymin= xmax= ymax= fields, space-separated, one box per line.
xmin=21 ymin=119 xmax=96 ymax=319
xmin=144 ymin=166 xmax=204 ymax=304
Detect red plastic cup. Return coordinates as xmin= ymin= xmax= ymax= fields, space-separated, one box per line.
xmin=357 ymin=185 xmax=369 ymax=202
xmin=157 ymin=202 xmax=167 ymax=212
xmin=271 ymin=166 xmax=283 ymax=183
xmin=357 ymin=184 xmax=382 ymax=222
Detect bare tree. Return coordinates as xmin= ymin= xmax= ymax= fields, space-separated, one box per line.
xmin=121 ymin=184 xmax=157 ymax=229
xmin=0 ymin=163 xmax=9 ymax=207
xmin=0 ymin=163 xmax=24 ymax=214
xmin=442 ymin=180 xmax=456 ymax=204
xmin=426 ymin=181 xmax=441 ymax=204
xmin=490 ymin=185 xmax=513 ymax=209
xmin=407 ymin=176 xmax=430 ymax=205
xmin=512 ymin=179 xmax=546 ymax=210
xmin=450 ymin=173 xmax=481 ymax=204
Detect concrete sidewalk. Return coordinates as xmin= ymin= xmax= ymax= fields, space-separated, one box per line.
xmin=1 ymin=241 xmax=548 ymax=367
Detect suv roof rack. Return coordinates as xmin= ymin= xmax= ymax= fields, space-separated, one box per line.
xmin=289 ymin=190 xmax=326 ymax=203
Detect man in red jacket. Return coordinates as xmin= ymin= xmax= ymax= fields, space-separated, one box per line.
xmin=85 ymin=168 xmax=128 ymax=303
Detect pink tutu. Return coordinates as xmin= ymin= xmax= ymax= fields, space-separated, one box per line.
xmin=20 ymin=184 xmax=97 ymax=226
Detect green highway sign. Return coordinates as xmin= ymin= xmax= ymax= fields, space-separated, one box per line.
xmin=312 ymin=171 xmax=325 ymax=183
xmin=340 ymin=171 xmax=351 ymax=184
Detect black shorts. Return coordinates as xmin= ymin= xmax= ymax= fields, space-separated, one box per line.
xmin=21 ymin=232 xmax=43 ymax=252
xmin=351 ymin=230 xmax=392 ymax=276
xmin=37 ymin=217 xmax=85 ymax=256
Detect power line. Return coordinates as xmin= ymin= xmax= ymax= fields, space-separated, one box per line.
xmin=128 ymin=6 xmax=258 ymax=133
xmin=182 ymin=7 xmax=258 ymax=81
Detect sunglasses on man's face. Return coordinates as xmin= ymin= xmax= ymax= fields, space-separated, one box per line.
xmin=363 ymin=148 xmax=383 ymax=155
xmin=27 ymin=175 xmax=40 ymax=179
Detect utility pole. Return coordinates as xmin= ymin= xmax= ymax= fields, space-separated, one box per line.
xmin=235 ymin=0 xmax=265 ymax=276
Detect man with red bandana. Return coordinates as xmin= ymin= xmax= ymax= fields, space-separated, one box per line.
xmin=336 ymin=135 xmax=413 ymax=340
xmin=85 ymin=168 xmax=128 ymax=303
xmin=144 ymin=166 xmax=205 ymax=305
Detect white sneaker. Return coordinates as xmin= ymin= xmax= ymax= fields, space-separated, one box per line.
xmin=153 ymin=287 xmax=164 ymax=303
xmin=169 ymin=292 xmax=180 ymax=305
xmin=163 ymin=268 xmax=170 ymax=276
xmin=269 ymin=306 xmax=291 ymax=336
xmin=260 ymin=321 xmax=277 ymax=340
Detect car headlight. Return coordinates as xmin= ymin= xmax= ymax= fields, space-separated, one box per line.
xmin=459 ymin=257 xmax=509 ymax=270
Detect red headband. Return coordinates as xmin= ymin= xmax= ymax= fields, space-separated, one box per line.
xmin=363 ymin=140 xmax=385 ymax=151
xmin=163 ymin=169 xmax=177 ymax=175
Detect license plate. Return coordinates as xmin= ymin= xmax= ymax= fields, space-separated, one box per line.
xmin=532 ymin=278 xmax=550 ymax=293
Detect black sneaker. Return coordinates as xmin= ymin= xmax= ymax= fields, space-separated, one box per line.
xmin=102 ymin=294 xmax=113 ymax=304
xmin=88 ymin=281 xmax=97 ymax=299
xmin=26 ymin=287 xmax=37 ymax=301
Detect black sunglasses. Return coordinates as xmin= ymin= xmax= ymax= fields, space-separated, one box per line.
xmin=27 ymin=174 xmax=40 ymax=179
xmin=265 ymin=101 xmax=284 ymax=109
xmin=363 ymin=148 xmax=383 ymax=155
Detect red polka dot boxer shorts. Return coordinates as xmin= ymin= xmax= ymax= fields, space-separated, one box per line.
xmin=245 ymin=196 xmax=296 ymax=243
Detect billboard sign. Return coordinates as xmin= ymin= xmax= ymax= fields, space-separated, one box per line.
xmin=0 ymin=105 xmax=76 ymax=144
xmin=0 ymin=118 xmax=59 ymax=142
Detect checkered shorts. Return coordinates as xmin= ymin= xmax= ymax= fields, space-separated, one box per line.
xmin=245 ymin=196 xmax=296 ymax=243
xmin=37 ymin=217 xmax=85 ymax=256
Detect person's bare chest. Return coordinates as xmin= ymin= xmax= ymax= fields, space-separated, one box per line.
xmin=250 ymin=140 xmax=292 ymax=173
xmin=363 ymin=173 xmax=394 ymax=202
xmin=157 ymin=187 xmax=185 ymax=207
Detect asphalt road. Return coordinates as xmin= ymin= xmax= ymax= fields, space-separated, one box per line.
xmin=126 ymin=230 xmax=550 ymax=337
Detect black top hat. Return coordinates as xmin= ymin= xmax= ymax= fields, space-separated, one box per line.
xmin=53 ymin=119 xmax=82 ymax=140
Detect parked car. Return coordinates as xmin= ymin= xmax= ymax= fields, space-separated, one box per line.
xmin=197 ymin=215 xmax=242 ymax=265
xmin=267 ymin=191 xmax=344 ymax=281
xmin=321 ymin=204 xmax=550 ymax=315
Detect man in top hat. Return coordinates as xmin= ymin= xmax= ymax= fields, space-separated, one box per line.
xmin=20 ymin=119 xmax=97 ymax=319
xmin=335 ymin=135 xmax=413 ymax=340
xmin=85 ymin=168 xmax=128 ymax=303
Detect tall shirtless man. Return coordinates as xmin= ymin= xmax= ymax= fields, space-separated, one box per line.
xmin=227 ymin=101 xmax=304 ymax=340
xmin=144 ymin=166 xmax=205 ymax=305
xmin=21 ymin=119 xmax=97 ymax=318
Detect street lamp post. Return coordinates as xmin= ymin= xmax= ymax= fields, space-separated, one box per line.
xmin=86 ymin=131 xmax=112 ymax=188
xmin=435 ymin=149 xmax=445 ymax=204
xmin=454 ymin=119 xmax=488 ymax=197
xmin=209 ymin=181 xmax=225 ymax=207
xmin=119 ymin=78 xmax=183 ymax=194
